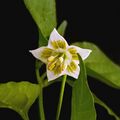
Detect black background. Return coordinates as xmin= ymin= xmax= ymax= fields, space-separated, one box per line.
xmin=0 ymin=0 xmax=120 ymax=120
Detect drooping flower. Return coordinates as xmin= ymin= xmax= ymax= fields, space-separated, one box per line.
xmin=30 ymin=28 xmax=91 ymax=81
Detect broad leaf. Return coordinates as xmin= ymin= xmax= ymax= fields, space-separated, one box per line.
xmin=0 ymin=81 xmax=40 ymax=120
xmin=58 ymin=20 xmax=67 ymax=36
xmin=93 ymin=94 xmax=120 ymax=120
xmin=73 ymin=42 xmax=120 ymax=89
xmin=71 ymin=56 xmax=96 ymax=120
xmin=23 ymin=0 xmax=57 ymax=38
xmin=38 ymin=30 xmax=48 ymax=47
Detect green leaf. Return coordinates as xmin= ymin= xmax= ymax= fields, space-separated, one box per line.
xmin=93 ymin=94 xmax=120 ymax=120
xmin=58 ymin=20 xmax=68 ymax=36
xmin=38 ymin=30 xmax=48 ymax=47
xmin=0 ymin=81 xmax=40 ymax=120
xmin=23 ymin=0 xmax=57 ymax=38
xmin=73 ymin=42 xmax=120 ymax=89
xmin=38 ymin=20 xmax=68 ymax=47
xmin=71 ymin=56 xmax=96 ymax=120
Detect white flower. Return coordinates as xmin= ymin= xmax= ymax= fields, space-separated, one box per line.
xmin=30 ymin=28 xmax=92 ymax=81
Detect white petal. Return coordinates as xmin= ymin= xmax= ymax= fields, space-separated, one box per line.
xmin=68 ymin=45 xmax=92 ymax=60
xmin=29 ymin=47 xmax=53 ymax=63
xmin=47 ymin=60 xmax=80 ymax=81
xmin=48 ymin=28 xmax=68 ymax=49
xmin=47 ymin=69 xmax=66 ymax=81
xmin=65 ymin=64 xmax=80 ymax=79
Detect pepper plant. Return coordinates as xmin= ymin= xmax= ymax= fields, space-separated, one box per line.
xmin=0 ymin=0 xmax=120 ymax=120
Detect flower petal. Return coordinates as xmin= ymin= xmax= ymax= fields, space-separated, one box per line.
xmin=65 ymin=61 xmax=80 ymax=79
xmin=67 ymin=47 xmax=79 ymax=64
xmin=47 ymin=69 xmax=65 ymax=81
xmin=29 ymin=47 xmax=54 ymax=63
xmin=48 ymin=28 xmax=68 ymax=49
xmin=68 ymin=45 xmax=92 ymax=60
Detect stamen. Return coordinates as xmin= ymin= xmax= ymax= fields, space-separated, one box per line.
xmin=48 ymin=53 xmax=67 ymax=72
xmin=48 ymin=62 xmax=56 ymax=70
xmin=59 ymin=57 xmax=63 ymax=63
xmin=48 ymin=56 xmax=55 ymax=62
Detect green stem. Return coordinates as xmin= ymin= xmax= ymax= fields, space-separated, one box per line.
xmin=41 ymin=72 xmax=47 ymax=80
xmin=36 ymin=67 xmax=42 ymax=83
xmin=56 ymin=75 xmax=67 ymax=120
xmin=36 ymin=62 xmax=45 ymax=120
xmin=43 ymin=79 xmax=55 ymax=87
xmin=38 ymin=84 xmax=45 ymax=120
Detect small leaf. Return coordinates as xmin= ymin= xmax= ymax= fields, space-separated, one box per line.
xmin=23 ymin=0 xmax=57 ymax=38
xmin=93 ymin=94 xmax=120 ymax=120
xmin=58 ymin=20 xmax=68 ymax=36
xmin=71 ymin=56 xmax=96 ymax=120
xmin=0 ymin=81 xmax=40 ymax=120
xmin=73 ymin=42 xmax=120 ymax=89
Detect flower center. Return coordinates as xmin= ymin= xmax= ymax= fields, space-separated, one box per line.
xmin=47 ymin=51 xmax=71 ymax=74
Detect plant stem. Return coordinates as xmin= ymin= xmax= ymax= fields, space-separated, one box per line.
xmin=41 ymin=72 xmax=47 ymax=80
xmin=38 ymin=84 xmax=45 ymax=120
xmin=36 ymin=61 xmax=45 ymax=120
xmin=56 ymin=75 xmax=67 ymax=120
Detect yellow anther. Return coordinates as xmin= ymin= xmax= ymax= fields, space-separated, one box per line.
xmin=59 ymin=57 xmax=63 ymax=63
xmin=48 ymin=56 xmax=55 ymax=62
xmin=48 ymin=63 xmax=56 ymax=70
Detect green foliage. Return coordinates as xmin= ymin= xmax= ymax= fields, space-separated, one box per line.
xmin=73 ymin=42 xmax=120 ymax=89
xmin=0 ymin=82 xmax=40 ymax=120
xmin=93 ymin=94 xmax=120 ymax=120
xmin=38 ymin=20 xmax=68 ymax=47
xmin=58 ymin=20 xmax=68 ymax=36
xmin=0 ymin=0 xmax=119 ymax=120
xmin=23 ymin=0 xmax=57 ymax=38
xmin=38 ymin=30 xmax=48 ymax=47
xmin=71 ymin=56 xmax=96 ymax=120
